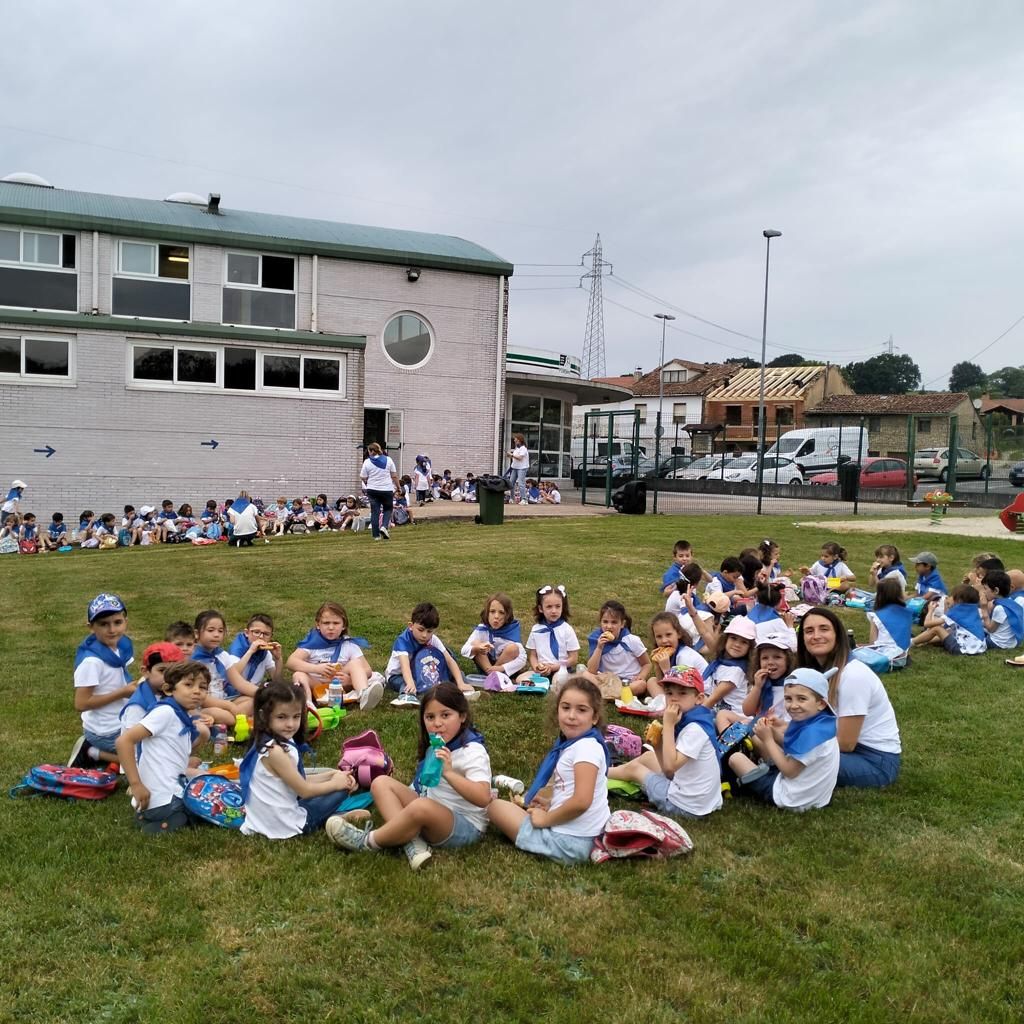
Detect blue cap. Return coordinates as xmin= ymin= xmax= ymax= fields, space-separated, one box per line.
xmin=88 ymin=592 xmax=126 ymax=622
xmin=783 ymin=667 xmax=837 ymax=712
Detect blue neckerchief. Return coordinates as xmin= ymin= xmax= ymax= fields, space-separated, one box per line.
xmin=527 ymin=487 xmax=540 ymax=501
xmin=369 ymin=454 xmax=389 ymax=469
xmin=412 ymin=727 xmax=486 ymax=794
xmin=747 ymin=603 xmax=780 ymax=625
xmin=1009 ymin=588 xmax=1024 ymax=606
xmin=660 ymin=564 xmax=683 ymax=590
xmin=916 ymin=569 xmax=947 ymax=595
xmin=230 ymin=498 xmax=251 ymax=514
xmin=587 ymin=626 xmax=633 ymax=658
xmin=192 ymin=645 xmax=229 ymax=684
xmin=48 ymin=521 xmax=65 ymax=538
xmin=755 ymin=673 xmax=787 ymax=718
xmin=120 ymin=679 xmax=160 ymax=722
xmin=79 ymin=519 xmax=91 ymax=532
xmin=21 ymin=523 xmax=37 ymax=540
xmin=538 ymin=619 xmax=566 ymax=661
xmin=673 ymin=705 xmax=719 ymax=751
xmin=945 ymin=603 xmax=986 ymax=641
xmin=815 ymin=559 xmax=841 ymax=578
xmin=297 ymin=627 xmax=370 ymax=661
xmin=159 ymin=511 xmax=177 ymax=521
xmin=712 ymin=572 xmax=736 ymax=592
xmin=879 ymin=563 xmax=906 ymax=582
xmin=313 ymin=502 xmax=327 ymax=513
xmin=690 ymin=594 xmax=710 ymax=613
xmin=875 ymin=604 xmax=913 ymax=652
xmin=701 ymin=656 xmax=748 ymax=682
xmin=239 ymin=735 xmax=309 ymax=801
xmin=782 ymin=710 xmax=837 ymax=758
xmin=523 ymin=728 xmax=610 ymax=807
xmin=227 ymin=632 xmax=267 ymax=684
xmin=4 ymin=487 xmax=22 ymax=501
xmin=993 ymin=597 xmax=1024 ymax=643
xmin=74 ymin=634 xmax=134 ymax=682
xmin=165 ymin=696 xmax=199 ymax=743
xmin=480 ymin=619 xmax=521 ymax=647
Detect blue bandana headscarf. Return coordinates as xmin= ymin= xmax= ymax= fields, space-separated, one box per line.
xmin=523 ymin=728 xmax=610 ymax=807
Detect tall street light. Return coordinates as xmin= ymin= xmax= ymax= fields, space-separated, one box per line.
xmin=755 ymin=230 xmax=782 ymax=515
xmin=653 ymin=313 xmax=676 ymax=513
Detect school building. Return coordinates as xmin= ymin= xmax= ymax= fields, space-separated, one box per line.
xmin=0 ymin=173 xmax=528 ymax=513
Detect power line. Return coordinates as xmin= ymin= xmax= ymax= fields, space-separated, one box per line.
xmin=919 ymin=312 xmax=1024 ymax=389
xmin=510 ymin=285 xmax=583 ymax=292
xmin=603 ymin=295 xmax=761 ymax=356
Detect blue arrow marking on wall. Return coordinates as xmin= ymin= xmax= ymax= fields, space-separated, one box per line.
xmin=34 ymin=445 xmax=56 ymax=458
xmin=200 ymin=439 xmax=220 ymax=450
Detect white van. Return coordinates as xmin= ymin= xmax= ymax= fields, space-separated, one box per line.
xmin=764 ymin=427 xmax=866 ymax=475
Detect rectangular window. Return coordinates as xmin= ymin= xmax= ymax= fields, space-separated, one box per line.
xmin=672 ymin=403 xmax=688 ymax=424
xmin=634 ymin=403 xmax=647 ymax=423
xmin=130 ymin=344 xmax=216 ymax=386
xmin=223 ymin=347 xmax=256 ymax=390
xmin=113 ymin=241 xmax=191 ymax=320
xmin=725 ymin=405 xmax=742 ymax=426
xmin=776 ymin=406 xmax=795 ymax=425
xmin=917 ymin=418 xmax=931 ymax=434
xmin=868 ymin=416 xmax=881 ymax=432
xmin=662 ymin=369 xmax=684 ymax=383
xmin=223 ymin=251 xmax=296 ymax=329
xmin=0 ymin=228 xmax=77 ymax=312
xmin=0 ymin=335 xmax=72 ymax=380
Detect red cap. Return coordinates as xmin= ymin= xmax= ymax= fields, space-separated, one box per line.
xmin=661 ymin=667 xmax=705 ymax=695
xmin=142 ymin=642 xmax=186 ymax=670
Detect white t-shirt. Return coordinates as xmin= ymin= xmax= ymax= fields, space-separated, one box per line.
xmin=549 ymin=488 xmax=561 ymax=504
xmin=707 ymin=664 xmax=749 ymax=713
xmin=987 ymin=605 xmax=1017 ymax=649
xmin=666 ymin=723 xmax=722 ymax=816
xmin=75 ymin=650 xmax=134 ymax=736
xmin=941 ymin=614 xmax=986 ymax=655
xmin=510 ymin=445 xmax=529 ymax=470
xmin=298 ymin=639 xmax=365 ymax=670
xmin=878 ymin=568 xmax=908 ymax=590
xmin=424 ymin=740 xmax=491 ymax=833
xmin=361 ymin=456 xmax=397 ymax=491
xmin=1 ymin=493 xmax=20 ymax=515
xmin=134 ymin=704 xmax=192 ymax=809
xmin=460 ymin=628 xmax=526 ymax=675
xmin=229 ymin=503 xmax=259 ymax=536
xmin=835 ymin=660 xmax=901 ymax=753
xmin=810 ymin=560 xmax=854 ymax=579
xmin=670 ymin=646 xmax=708 ymax=675
xmin=525 ymin=622 xmax=580 ymax=665
xmin=241 ymin=740 xmax=307 ymax=839
xmin=549 ymin=736 xmax=609 ymax=837
xmin=772 ymin=734 xmax=840 ymax=811
xmin=865 ymin=612 xmax=906 ymax=659
xmin=198 ymin=649 xmax=240 ymax=701
xmin=412 ymin=468 xmax=431 ymax=491
xmin=594 ymin=633 xmax=647 ymax=678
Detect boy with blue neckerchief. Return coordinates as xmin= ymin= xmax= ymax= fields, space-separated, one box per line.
xmin=980 ymin=570 xmax=1024 ymax=650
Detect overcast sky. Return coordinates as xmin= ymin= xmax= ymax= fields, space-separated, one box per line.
xmin=6 ymin=1 xmax=1024 ymax=386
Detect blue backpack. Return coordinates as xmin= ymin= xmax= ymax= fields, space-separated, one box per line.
xmin=181 ymin=774 xmax=245 ymax=829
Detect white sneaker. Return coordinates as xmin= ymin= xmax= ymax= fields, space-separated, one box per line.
xmin=390 ymin=692 xmax=420 ymax=708
xmin=380 ymin=526 xmax=390 ymax=540
xmin=462 ymin=688 xmax=481 ymax=702
xmin=326 ymin=815 xmax=372 ymax=851
xmin=403 ymin=838 xmax=432 ymax=870
xmin=359 ymin=679 xmax=385 ymax=711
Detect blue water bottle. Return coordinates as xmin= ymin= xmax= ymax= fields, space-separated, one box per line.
xmin=419 ymin=734 xmax=445 ymax=788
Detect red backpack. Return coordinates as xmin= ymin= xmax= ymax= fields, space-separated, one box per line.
xmin=591 ymin=809 xmax=694 ymax=863
xmin=337 ymin=730 xmax=394 ymax=789
xmin=10 ymin=764 xmax=119 ymax=800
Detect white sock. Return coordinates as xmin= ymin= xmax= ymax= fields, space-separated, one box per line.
xmin=87 ymin=745 xmax=102 ymax=761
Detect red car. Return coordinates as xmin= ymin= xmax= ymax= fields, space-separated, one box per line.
xmin=809 ymin=457 xmax=917 ymax=489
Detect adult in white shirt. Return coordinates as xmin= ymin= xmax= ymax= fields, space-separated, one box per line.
xmin=227 ymin=492 xmax=261 ymax=547
xmin=797 ymin=607 xmax=901 ymax=789
xmin=360 ymin=442 xmax=401 ymax=540
xmin=507 ymin=433 xmax=530 ymax=504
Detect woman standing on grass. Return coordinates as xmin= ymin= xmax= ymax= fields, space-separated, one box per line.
xmin=796 ymin=608 xmax=901 ymax=789
xmin=360 ymin=442 xmax=401 ymax=541
xmin=507 ymin=433 xmax=530 ymax=504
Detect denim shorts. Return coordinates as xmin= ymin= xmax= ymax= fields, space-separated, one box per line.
xmin=642 ymin=773 xmax=699 ymax=819
xmin=515 ymin=816 xmax=596 ymax=865
xmin=135 ymin=796 xmax=192 ymax=835
xmin=942 ymin=632 xmax=962 ymax=655
xmin=433 ymin=809 xmax=484 ymax=850
xmin=84 ymin=728 xmax=120 ymax=754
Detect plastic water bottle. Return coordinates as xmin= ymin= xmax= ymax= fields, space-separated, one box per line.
xmin=552 ymin=663 xmax=571 ymax=691
xmin=233 ymin=713 xmax=250 ymax=743
xmin=212 ymin=724 xmax=228 ymax=755
xmin=328 ymin=678 xmax=344 ymax=709
xmin=419 ymin=734 xmax=445 ymax=788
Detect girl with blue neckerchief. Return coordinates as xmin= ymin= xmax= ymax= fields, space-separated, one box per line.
xmin=800 ymin=541 xmax=856 ymax=591
xmin=461 ymin=592 xmax=526 ymax=680
xmin=240 ymin=681 xmax=357 ymax=840
xmin=521 ymin=584 xmax=580 ymax=681
xmin=582 ymin=599 xmax=651 ymax=698
xmin=225 ymin=612 xmax=284 ymax=700
xmin=191 ymin=609 xmax=246 ymax=727
xmin=857 ymin=579 xmax=913 ymax=662
xmin=360 ymin=441 xmax=401 ymax=540
xmin=489 ymin=677 xmax=610 ymax=864
xmin=868 ymin=544 xmax=907 ymax=590
xmin=326 ymin=684 xmax=491 ymax=869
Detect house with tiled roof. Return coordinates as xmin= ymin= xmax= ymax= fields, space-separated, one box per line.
xmin=804 ymin=392 xmax=984 ymax=457
xmin=979 ymin=395 xmax=1024 ymax=427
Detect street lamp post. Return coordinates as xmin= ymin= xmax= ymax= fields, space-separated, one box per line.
xmin=653 ymin=312 xmax=676 ymax=514
xmin=755 ymin=230 xmax=782 ymax=515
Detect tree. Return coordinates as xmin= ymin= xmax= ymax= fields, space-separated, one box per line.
xmin=767 ymin=353 xmax=812 ymax=367
xmin=725 ymin=357 xmax=759 ymax=369
xmin=948 ymin=361 xmax=986 ymax=393
xmin=986 ymin=365 xmax=1024 ymax=398
xmin=841 ymin=353 xmax=921 ymax=394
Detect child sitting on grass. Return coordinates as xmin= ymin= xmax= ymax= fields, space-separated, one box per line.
xmin=522 ymin=585 xmax=580 ymax=682
xmin=726 ymin=667 xmax=840 ymax=812
xmin=582 ymin=600 xmax=651 ymax=698
xmin=386 ymin=602 xmax=473 ymax=706
xmin=858 ymin=578 xmax=913 ymax=663
xmin=461 ymin=592 xmax=526 ymax=684
xmin=120 ymin=642 xmax=186 ymax=732
xmin=115 ymin=660 xmax=211 ymax=834
xmin=608 ymin=668 xmax=722 ymax=819
xmin=979 ymin=570 xmax=1024 ymax=650
xmin=911 ymin=584 xmax=986 ymax=655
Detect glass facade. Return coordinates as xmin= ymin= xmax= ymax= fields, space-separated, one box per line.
xmin=509 ymin=392 xmax=571 ymax=478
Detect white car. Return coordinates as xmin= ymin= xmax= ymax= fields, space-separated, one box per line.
xmin=721 ymin=455 xmax=803 ymax=485
xmin=669 ymin=455 xmax=729 ymax=480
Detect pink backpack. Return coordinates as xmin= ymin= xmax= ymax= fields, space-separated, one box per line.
xmin=800 ymin=575 xmax=828 ymax=605
xmin=337 ymin=729 xmax=393 ymax=789
xmin=605 ymin=724 xmax=641 ymax=763
xmin=591 ymin=809 xmax=694 ymax=863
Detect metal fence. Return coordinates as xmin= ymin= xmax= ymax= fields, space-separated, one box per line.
xmin=574 ymin=411 xmax=1024 ymax=516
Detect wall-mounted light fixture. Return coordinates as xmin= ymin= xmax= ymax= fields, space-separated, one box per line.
xmin=407 ymin=267 xmax=421 ymax=282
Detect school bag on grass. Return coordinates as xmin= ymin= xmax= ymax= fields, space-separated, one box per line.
xmin=338 ymin=730 xmax=394 ymax=789
xmin=591 ymin=808 xmax=694 ymax=863
xmin=10 ymin=764 xmax=118 ymax=800
xmin=605 ymin=724 xmax=642 ymax=764
xmin=800 ymin=576 xmax=828 ymax=605
xmin=590 ymin=808 xmax=694 ymax=863
xmin=181 ymin=774 xmax=245 ymax=829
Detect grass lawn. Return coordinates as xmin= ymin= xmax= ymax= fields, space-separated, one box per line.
xmin=1 ymin=514 xmax=1022 ymax=1024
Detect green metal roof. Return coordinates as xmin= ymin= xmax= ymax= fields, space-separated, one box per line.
xmin=0 ymin=181 xmax=513 ymax=277
xmin=0 ymin=309 xmax=364 ymax=350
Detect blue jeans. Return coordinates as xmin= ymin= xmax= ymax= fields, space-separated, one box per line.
xmin=509 ymin=468 xmax=527 ymax=501
xmin=366 ymin=489 xmax=393 ymax=538
xmin=299 ymin=791 xmax=353 ymax=833
xmin=837 ymin=744 xmax=901 ymax=789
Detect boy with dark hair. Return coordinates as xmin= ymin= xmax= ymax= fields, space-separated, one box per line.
xmin=385 ymin=603 xmax=473 ymax=706
xmin=980 ymin=571 xmax=1024 ymax=650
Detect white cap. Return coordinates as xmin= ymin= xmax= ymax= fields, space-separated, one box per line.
xmin=139 ymin=505 xmax=155 ymax=515
xmin=11 ymin=480 xmax=26 ymax=489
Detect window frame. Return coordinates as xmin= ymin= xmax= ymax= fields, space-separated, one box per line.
xmin=0 ymin=227 xmax=76 ymax=272
xmin=380 ymin=311 xmax=435 ymax=371
xmin=111 ymin=238 xmax=193 ymax=322
xmin=0 ymin=332 xmax=75 ymax=385
xmin=222 ymin=250 xmax=297 ymax=331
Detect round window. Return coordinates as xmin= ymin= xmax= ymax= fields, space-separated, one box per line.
xmin=382 ymin=313 xmax=433 ymax=369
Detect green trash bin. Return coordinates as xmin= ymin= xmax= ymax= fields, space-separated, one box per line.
xmin=837 ymin=458 xmax=860 ymax=502
xmin=476 ymin=474 xmax=509 ymax=525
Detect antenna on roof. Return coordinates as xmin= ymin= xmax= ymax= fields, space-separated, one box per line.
xmin=207 ymin=193 xmax=221 ymax=215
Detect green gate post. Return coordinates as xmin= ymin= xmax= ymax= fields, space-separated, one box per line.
xmin=946 ymin=415 xmax=959 ymax=497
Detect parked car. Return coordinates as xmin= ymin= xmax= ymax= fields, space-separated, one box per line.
xmin=1009 ymin=461 xmax=1024 ymax=487
xmin=913 ymin=447 xmax=989 ymax=482
xmin=809 ymin=457 xmax=916 ymax=489
xmin=721 ymin=456 xmax=804 ymax=485
xmin=644 ymin=454 xmax=693 ymax=479
xmin=573 ymin=455 xmax=641 ymax=487
xmin=668 ymin=455 xmax=729 ymax=480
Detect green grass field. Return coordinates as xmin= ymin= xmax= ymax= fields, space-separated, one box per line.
xmin=1 ymin=515 xmax=1022 ymax=1024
